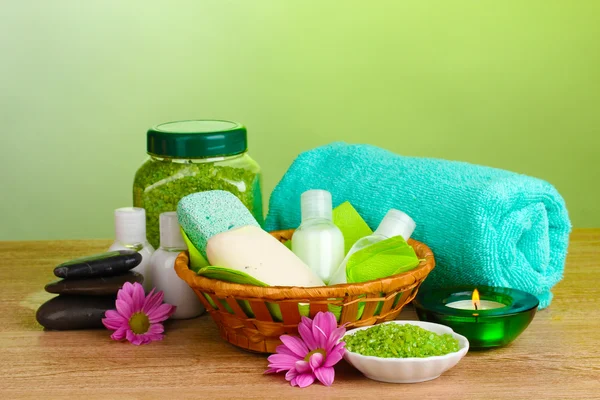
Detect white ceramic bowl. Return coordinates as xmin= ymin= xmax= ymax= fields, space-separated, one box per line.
xmin=343 ymin=320 xmax=469 ymax=383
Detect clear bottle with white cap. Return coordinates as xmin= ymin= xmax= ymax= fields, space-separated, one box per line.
xmin=108 ymin=207 xmax=155 ymax=291
xmin=148 ymin=212 xmax=204 ymax=319
xmin=328 ymin=209 xmax=416 ymax=285
xmin=291 ymin=190 xmax=344 ymax=285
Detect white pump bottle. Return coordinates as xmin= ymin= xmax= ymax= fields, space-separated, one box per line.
xmin=148 ymin=212 xmax=204 ymax=319
xmin=108 ymin=207 xmax=155 ymax=292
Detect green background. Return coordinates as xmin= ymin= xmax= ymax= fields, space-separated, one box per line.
xmin=1 ymin=0 xmax=598 ymax=241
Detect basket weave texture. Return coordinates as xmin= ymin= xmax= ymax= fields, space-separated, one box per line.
xmin=174 ymin=229 xmax=435 ymax=353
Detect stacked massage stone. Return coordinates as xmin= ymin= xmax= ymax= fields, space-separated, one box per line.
xmin=36 ymin=250 xmax=143 ymax=330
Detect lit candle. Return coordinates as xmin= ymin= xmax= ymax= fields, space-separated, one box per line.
xmin=445 ymin=288 xmax=505 ymax=310
xmin=414 ymin=286 xmax=539 ymax=349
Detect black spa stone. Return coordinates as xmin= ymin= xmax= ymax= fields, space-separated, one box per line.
xmin=53 ymin=250 xmax=142 ymax=279
xmin=36 ymin=295 xmax=116 ymax=330
xmin=45 ymin=271 xmax=143 ymax=296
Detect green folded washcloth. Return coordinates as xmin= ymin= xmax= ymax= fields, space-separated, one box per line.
xmin=195 ymin=266 xmax=268 ymax=286
xmin=346 ymin=236 xmax=420 ymax=283
xmin=332 ymin=201 xmax=374 ymax=254
xmin=181 ymin=228 xmax=208 ymax=272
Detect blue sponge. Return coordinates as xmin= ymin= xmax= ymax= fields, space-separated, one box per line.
xmin=177 ymin=190 xmax=259 ymax=257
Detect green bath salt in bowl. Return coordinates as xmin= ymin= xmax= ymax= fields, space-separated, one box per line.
xmin=343 ymin=321 xmax=469 ymax=383
xmin=344 ymin=322 xmax=460 ymax=358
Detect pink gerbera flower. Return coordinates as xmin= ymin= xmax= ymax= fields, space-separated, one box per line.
xmin=102 ymin=282 xmax=176 ymax=345
xmin=266 ymin=311 xmax=346 ymax=387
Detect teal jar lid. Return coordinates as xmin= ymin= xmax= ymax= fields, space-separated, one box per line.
xmin=147 ymin=120 xmax=247 ymax=158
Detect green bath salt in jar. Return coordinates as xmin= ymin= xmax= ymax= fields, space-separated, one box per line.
xmin=133 ymin=120 xmax=263 ymax=248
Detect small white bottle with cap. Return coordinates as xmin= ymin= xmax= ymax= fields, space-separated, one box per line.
xmin=292 ymin=190 xmax=344 ymax=285
xmin=328 ymin=208 xmax=416 ymax=285
xmin=108 ymin=207 xmax=155 ymax=292
xmin=148 ymin=212 xmax=204 ymax=319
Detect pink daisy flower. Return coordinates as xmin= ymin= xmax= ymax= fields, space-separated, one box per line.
xmin=102 ymin=282 xmax=176 ymax=345
xmin=266 ymin=311 xmax=346 ymax=388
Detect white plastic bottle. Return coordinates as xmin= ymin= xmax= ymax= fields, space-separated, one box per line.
xmin=148 ymin=212 xmax=204 ymax=319
xmin=108 ymin=207 xmax=155 ymax=292
xmin=328 ymin=209 xmax=416 ymax=285
xmin=292 ymin=190 xmax=344 ymax=285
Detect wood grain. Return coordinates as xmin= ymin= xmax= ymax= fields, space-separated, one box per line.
xmin=1 ymin=230 xmax=599 ymax=399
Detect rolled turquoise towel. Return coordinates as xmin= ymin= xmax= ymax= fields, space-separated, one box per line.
xmin=265 ymin=143 xmax=571 ymax=309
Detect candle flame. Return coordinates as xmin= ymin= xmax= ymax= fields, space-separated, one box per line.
xmin=472 ymin=288 xmax=481 ymax=310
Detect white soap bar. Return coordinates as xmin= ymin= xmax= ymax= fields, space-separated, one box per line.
xmin=206 ymin=226 xmax=325 ymax=287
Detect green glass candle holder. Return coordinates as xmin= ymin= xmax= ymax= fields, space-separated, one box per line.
xmin=413 ymin=286 xmax=538 ymax=349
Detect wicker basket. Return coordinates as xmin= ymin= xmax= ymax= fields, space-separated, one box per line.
xmin=174 ymin=229 xmax=435 ymax=353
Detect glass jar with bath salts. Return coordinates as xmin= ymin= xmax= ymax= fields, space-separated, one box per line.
xmin=133 ymin=120 xmax=263 ymax=248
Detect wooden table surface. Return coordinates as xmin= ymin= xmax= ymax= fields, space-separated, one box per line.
xmin=1 ymin=229 xmax=599 ymax=399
